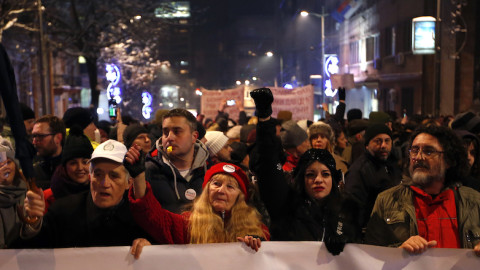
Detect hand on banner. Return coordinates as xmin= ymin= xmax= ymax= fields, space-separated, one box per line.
xmin=474 ymin=243 xmax=480 ymax=257
xmin=130 ymin=238 xmax=152 ymax=259
xmin=399 ymin=235 xmax=437 ymax=254
xmin=237 ymin=235 xmax=262 ymax=252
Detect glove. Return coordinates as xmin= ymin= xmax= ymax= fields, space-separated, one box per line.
xmin=123 ymin=150 xmax=146 ymax=178
xmin=250 ymin=87 xmax=274 ymax=118
xmin=338 ymin=87 xmax=346 ymax=101
xmin=324 ymin=215 xmax=347 ymax=256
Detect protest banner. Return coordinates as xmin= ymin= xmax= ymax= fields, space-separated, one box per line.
xmin=270 ymin=85 xmax=314 ymax=121
xmin=0 ymin=242 xmax=476 ymax=270
xmin=200 ymin=87 xmax=244 ymax=122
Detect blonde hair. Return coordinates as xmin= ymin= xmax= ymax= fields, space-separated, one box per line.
xmin=189 ymin=174 xmax=266 ymax=244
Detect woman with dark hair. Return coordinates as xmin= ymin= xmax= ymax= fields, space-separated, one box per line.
xmin=0 ymin=138 xmax=28 ymax=248
xmin=453 ymin=130 xmax=480 ymax=191
xmin=125 ymin=151 xmax=269 ymax=259
xmin=43 ymin=125 xmax=94 ymax=210
xmin=249 ymin=88 xmax=361 ymax=255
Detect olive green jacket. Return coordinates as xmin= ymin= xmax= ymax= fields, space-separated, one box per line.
xmin=365 ymin=181 xmax=480 ymax=248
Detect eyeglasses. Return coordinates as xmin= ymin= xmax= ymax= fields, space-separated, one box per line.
xmin=371 ymin=138 xmax=392 ymax=146
xmin=409 ymin=146 xmax=444 ymax=158
xmin=32 ymin=133 xmax=55 ymax=140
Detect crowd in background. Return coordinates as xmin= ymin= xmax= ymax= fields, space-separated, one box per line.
xmin=0 ymin=87 xmax=480 ymax=258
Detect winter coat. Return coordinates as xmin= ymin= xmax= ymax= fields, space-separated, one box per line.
xmin=145 ymin=139 xmax=209 ymax=214
xmin=251 ymin=118 xmax=360 ymax=243
xmin=365 ymin=181 xmax=480 ymax=249
xmin=0 ymin=179 xmax=27 ymax=248
xmin=128 ymin=182 xmax=270 ymax=244
xmin=344 ymin=152 xmax=402 ymax=229
xmin=19 ymin=191 xmax=151 ymax=248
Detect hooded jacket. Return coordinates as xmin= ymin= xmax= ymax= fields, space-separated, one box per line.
xmin=145 ymin=139 xmax=209 ymax=214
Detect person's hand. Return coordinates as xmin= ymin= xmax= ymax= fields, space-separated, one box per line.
xmin=250 ymin=88 xmax=273 ymax=118
xmin=399 ymin=235 xmax=437 ymax=254
xmin=130 ymin=238 xmax=151 ymax=259
xmin=237 ymin=236 xmax=261 ymax=252
xmin=474 ymin=242 xmax=480 ymax=257
xmin=338 ymin=87 xmax=346 ymax=101
xmin=24 ymin=187 xmax=45 ymax=219
xmin=219 ymin=99 xmax=227 ymax=112
xmin=124 ymin=144 xmax=146 ymax=178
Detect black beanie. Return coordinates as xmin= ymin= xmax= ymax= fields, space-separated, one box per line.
xmin=63 ymin=107 xmax=94 ymax=130
xmin=123 ymin=124 xmax=149 ymax=148
xmin=364 ymin=124 xmax=393 ymax=145
xmin=62 ymin=125 xmax=94 ymax=165
xmin=20 ymin=103 xmax=35 ymax=120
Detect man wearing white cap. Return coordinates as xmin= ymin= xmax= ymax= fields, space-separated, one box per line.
xmin=205 ymin=131 xmax=232 ymax=165
xmin=20 ymin=140 xmax=152 ymax=248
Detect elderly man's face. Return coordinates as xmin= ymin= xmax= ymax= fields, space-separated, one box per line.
xmin=90 ymin=160 xmax=131 ymax=208
xmin=366 ymin=134 xmax=392 ymax=160
xmin=409 ymin=133 xmax=448 ymax=186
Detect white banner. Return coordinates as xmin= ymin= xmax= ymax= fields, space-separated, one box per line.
xmin=270 ymin=85 xmax=314 ymax=121
xmin=0 ymin=242 xmax=477 ymax=270
xmin=200 ymin=87 xmax=245 ymax=122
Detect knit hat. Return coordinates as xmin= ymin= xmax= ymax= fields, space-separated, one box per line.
xmin=368 ymin=111 xmax=392 ymax=125
xmin=0 ymin=137 xmax=16 ymax=162
xmin=297 ymin=119 xmax=313 ymax=133
xmin=281 ymin=120 xmax=308 ymax=149
xmin=308 ymin=122 xmax=335 ymax=146
xmin=62 ymin=125 xmax=94 ymax=165
xmin=205 ymin=131 xmax=229 ymax=156
xmin=293 ymin=148 xmax=342 ymax=194
xmin=277 ymin=110 xmax=293 ymax=123
xmin=347 ymin=108 xmax=362 ymax=122
xmin=240 ymin=124 xmax=256 ymax=143
xmin=203 ymin=162 xmax=249 ymax=199
xmin=90 ymin=139 xmax=127 ymax=163
xmin=123 ymin=124 xmax=149 ymax=149
xmin=226 ymin=125 xmax=242 ymax=140
xmin=347 ymin=119 xmax=369 ymax=137
xmin=20 ymin=103 xmax=35 ymax=121
xmin=364 ymin=124 xmax=392 ymax=145
xmin=230 ymin=141 xmax=248 ymax=164
xmin=63 ymin=107 xmax=94 ymax=130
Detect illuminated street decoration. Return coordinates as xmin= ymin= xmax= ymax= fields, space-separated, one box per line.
xmin=324 ymin=55 xmax=339 ymax=97
xmin=142 ymin=91 xmax=153 ymax=119
xmin=106 ymin=64 xmax=122 ymax=103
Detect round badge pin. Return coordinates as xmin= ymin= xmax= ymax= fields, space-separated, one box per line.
xmin=185 ymin=189 xmax=197 ymax=200
xmin=222 ymin=164 xmax=236 ymax=173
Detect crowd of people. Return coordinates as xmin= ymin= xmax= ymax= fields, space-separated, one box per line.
xmin=0 ymin=87 xmax=479 ymax=260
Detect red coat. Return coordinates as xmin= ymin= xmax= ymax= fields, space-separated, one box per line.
xmin=128 ymin=182 xmax=269 ymax=244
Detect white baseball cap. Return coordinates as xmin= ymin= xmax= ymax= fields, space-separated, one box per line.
xmin=89 ymin=139 xmax=127 ymax=163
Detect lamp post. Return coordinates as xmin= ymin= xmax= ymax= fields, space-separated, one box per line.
xmin=300 ymin=8 xmax=329 ymax=114
xmin=266 ymin=51 xmax=283 ymax=87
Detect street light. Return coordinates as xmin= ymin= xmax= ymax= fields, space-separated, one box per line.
xmin=300 ymin=8 xmax=329 ymax=108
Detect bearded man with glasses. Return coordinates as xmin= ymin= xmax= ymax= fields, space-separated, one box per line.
xmin=366 ymin=125 xmax=480 ymax=256
xmin=32 ymin=115 xmax=66 ymax=189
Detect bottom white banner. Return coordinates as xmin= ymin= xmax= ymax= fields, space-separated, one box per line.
xmin=0 ymin=242 xmax=477 ymax=270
